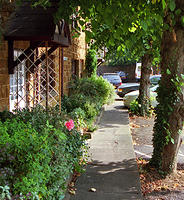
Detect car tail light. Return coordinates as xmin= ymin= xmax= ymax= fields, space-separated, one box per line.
xmin=119 ymin=82 xmax=122 ymax=85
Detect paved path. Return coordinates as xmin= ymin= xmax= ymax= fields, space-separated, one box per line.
xmin=66 ymin=100 xmax=142 ymax=200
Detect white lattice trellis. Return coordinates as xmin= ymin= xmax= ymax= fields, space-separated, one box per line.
xmin=10 ymin=45 xmax=61 ymax=111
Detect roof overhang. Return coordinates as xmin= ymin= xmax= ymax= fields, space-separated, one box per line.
xmin=4 ymin=1 xmax=71 ymax=47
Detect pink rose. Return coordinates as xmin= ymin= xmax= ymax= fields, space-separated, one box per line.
xmin=65 ymin=119 xmax=75 ymax=131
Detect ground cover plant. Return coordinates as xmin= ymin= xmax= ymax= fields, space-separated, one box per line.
xmin=0 ymin=107 xmax=86 ymax=200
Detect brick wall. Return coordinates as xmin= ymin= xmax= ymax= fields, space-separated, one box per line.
xmin=63 ymin=31 xmax=86 ymax=95
xmin=0 ymin=3 xmax=13 ymax=111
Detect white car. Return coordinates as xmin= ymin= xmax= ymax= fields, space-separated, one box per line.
xmin=123 ymin=85 xmax=158 ymax=108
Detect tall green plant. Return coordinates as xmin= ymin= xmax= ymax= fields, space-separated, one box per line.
xmin=85 ymin=48 xmax=97 ymax=77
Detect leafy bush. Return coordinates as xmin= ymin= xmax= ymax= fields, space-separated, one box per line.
xmin=0 ymin=108 xmax=86 ymax=199
xmin=69 ymin=76 xmax=115 ymax=105
xmin=129 ymin=99 xmax=141 ymax=116
xmin=0 ymin=73 xmax=115 ymax=199
xmin=61 ymin=76 xmax=115 ymax=130
xmin=130 ymin=99 xmax=154 ymax=116
xmin=85 ymin=48 xmax=97 ymax=77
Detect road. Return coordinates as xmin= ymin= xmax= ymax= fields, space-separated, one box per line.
xmin=134 ymin=144 xmax=184 ymax=164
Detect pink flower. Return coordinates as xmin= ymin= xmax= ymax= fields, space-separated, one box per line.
xmin=65 ymin=119 xmax=75 ymax=131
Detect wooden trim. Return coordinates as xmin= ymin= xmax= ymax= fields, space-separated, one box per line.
xmin=34 ymin=46 xmax=58 ymax=66
xmin=8 ymin=40 xmax=14 ymax=74
xmin=13 ymin=42 xmax=40 ymax=70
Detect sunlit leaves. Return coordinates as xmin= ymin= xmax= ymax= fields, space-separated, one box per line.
xmin=162 ymin=0 xmax=166 ymax=10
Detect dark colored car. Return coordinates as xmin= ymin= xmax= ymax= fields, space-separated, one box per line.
xmin=117 ymin=83 xmax=140 ymax=97
xmin=116 ymin=71 xmax=127 ymax=82
xmin=117 ymin=75 xmax=161 ymax=97
xmin=103 ymin=73 xmax=122 ymax=88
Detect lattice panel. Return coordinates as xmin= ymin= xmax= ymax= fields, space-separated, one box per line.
xmin=10 ymin=45 xmax=61 ymax=111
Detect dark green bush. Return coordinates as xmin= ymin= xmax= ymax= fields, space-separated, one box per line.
xmin=61 ymin=76 xmax=115 ymax=131
xmin=85 ymin=48 xmax=97 ymax=77
xmin=129 ymin=99 xmax=141 ymax=116
xmin=0 ymin=108 xmax=85 ymax=200
xmin=69 ymin=76 xmax=115 ymax=105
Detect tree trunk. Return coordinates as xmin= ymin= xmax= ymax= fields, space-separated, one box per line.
xmin=151 ymin=0 xmax=184 ymax=173
xmin=137 ymin=54 xmax=152 ymax=116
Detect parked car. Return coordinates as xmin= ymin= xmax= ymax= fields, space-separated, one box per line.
xmin=116 ymin=71 xmax=127 ymax=82
xmin=150 ymin=75 xmax=161 ymax=86
xmin=123 ymin=85 xmax=158 ymax=108
xmin=117 ymin=75 xmax=161 ymax=97
xmin=117 ymin=83 xmax=140 ymax=97
xmin=102 ymin=73 xmax=122 ymax=88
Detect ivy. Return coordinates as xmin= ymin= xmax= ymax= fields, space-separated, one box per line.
xmin=151 ymin=71 xmax=183 ymax=170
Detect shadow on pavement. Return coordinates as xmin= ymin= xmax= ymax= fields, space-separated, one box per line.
xmin=70 ymin=159 xmax=142 ymax=200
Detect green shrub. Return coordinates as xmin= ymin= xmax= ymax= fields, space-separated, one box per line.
xmin=0 ymin=108 xmax=85 ymax=199
xmin=129 ymin=99 xmax=141 ymax=115
xmin=130 ymin=99 xmax=154 ymax=116
xmin=85 ymin=48 xmax=97 ymax=77
xmin=69 ymin=76 xmax=115 ymax=105
xmin=0 ymin=74 xmax=115 ymax=199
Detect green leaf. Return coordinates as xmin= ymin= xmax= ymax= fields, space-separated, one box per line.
xmin=152 ymin=35 xmax=157 ymax=41
xmin=166 ymin=69 xmax=171 ymax=75
xmin=175 ymin=9 xmax=181 ymax=15
xmin=162 ymin=0 xmax=166 ymax=10
xmin=171 ymin=138 xmax=175 ymax=144
xmin=59 ymin=194 xmax=65 ymax=200
xmin=113 ymin=31 xmax=120 ymax=39
xmin=79 ymin=20 xmax=85 ymax=26
xmin=181 ymin=16 xmax=184 ymax=26
xmin=141 ymin=21 xmax=148 ymax=31
xmin=117 ymin=46 xmax=122 ymax=52
xmin=169 ymin=0 xmax=176 ymax=11
xmin=181 ymin=74 xmax=184 ymax=79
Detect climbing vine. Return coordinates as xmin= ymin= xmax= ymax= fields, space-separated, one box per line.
xmin=85 ymin=48 xmax=97 ymax=77
xmin=151 ymin=68 xmax=184 ymax=171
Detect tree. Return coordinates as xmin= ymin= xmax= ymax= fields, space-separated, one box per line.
xmin=150 ymin=0 xmax=184 ymax=173
xmin=85 ymin=1 xmax=162 ymax=116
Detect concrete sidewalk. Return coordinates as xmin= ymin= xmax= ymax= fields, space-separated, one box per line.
xmin=67 ymin=100 xmax=142 ymax=200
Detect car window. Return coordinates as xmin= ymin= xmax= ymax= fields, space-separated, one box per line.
xmin=103 ymin=75 xmax=121 ymax=82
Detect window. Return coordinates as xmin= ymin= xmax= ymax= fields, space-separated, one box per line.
xmin=9 ymin=50 xmax=26 ymax=111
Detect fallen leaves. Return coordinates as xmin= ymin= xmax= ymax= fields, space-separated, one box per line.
xmin=130 ymin=122 xmax=141 ymax=128
xmin=137 ymin=158 xmax=184 ymax=197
